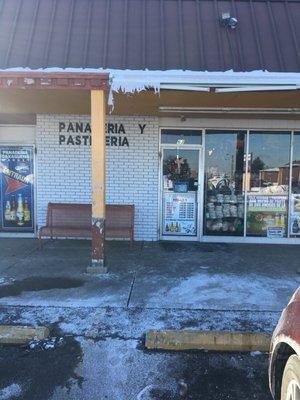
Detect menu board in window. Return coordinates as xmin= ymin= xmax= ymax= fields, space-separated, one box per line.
xmin=163 ymin=192 xmax=197 ymax=236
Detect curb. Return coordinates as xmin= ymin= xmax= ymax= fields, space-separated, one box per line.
xmin=0 ymin=325 xmax=49 ymax=345
xmin=145 ymin=330 xmax=271 ymax=352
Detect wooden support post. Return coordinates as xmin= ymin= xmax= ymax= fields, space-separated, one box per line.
xmin=88 ymin=89 xmax=107 ymax=273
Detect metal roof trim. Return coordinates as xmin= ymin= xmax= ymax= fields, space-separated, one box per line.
xmin=0 ymin=71 xmax=110 ymax=90
xmin=0 ymin=68 xmax=300 ymax=104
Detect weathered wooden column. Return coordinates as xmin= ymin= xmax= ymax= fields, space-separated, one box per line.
xmin=88 ymin=89 xmax=107 ymax=273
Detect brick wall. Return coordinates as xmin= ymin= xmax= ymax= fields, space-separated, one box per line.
xmin=36 ymin=115 xmax=159 ymax=241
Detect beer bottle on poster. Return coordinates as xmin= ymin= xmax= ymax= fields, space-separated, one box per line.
xmin=23 ymin=197 xmax=31 ymax=222
xmin=17 ymin=194 xmax=24 ymax=226
xmin=10 ymin=196 xmax=17 ymax=221
xmin=279 ymin=214 xmax=285 ymax=228
xmin=4 ymin=201 xmax=11 ymax=221
xmin=292 ymin=219 xmax=299 ymax=234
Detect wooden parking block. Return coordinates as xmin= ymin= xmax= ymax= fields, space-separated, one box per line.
xmin=0 ymin=325 xmax=49 ymax=345
xmin=145 ymin=330 xmax=271 ymax=352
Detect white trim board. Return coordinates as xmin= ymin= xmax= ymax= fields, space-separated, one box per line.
xmin=201 ymin=236 xmax=300 ymax=245
xmin=0 ymin=233 xmax=36 ymax=238
xmin=159 ymin=117 xmax=300 ymax=131
xmin=0 ymin=125 xmax=36 ymax=144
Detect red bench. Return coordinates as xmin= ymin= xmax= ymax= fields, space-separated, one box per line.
xmin=38 ymin=203 xmax=134 ymax=248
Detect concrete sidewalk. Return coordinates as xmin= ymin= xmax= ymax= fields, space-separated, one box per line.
xmin=0 ymin=238 xmax=299 ymax=312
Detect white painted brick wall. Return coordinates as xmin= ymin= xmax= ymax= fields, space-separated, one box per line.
xmin=36 ymin=114 xmax=159 ymax=241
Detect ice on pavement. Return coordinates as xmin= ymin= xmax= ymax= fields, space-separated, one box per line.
xmin=136 ymin=385 xmax=154 ymax=400
xmin=250 ymin=351 xmax=264 ymax=357
xmin=29 ymin=337 xmax=64 ymax=350
xmin=146 ymin=272 xmax=299 ymax=310
xmin=0 ymin=277 xmax=15 ymax=285
xmin=0 ymin=384 xmax=22 ymax=400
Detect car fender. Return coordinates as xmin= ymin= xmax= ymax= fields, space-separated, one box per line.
xmin=269 ymin=294 xmax=300 ymax=399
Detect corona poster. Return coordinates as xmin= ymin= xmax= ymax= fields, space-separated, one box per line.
xmin=0 ymin=146 xmax=34 ymax=232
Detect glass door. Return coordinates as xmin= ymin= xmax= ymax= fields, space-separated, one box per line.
xmin=0 ymin=145 xmax=35 ymax=233
xmin=161 ymin=148 xmax=200 ymax=238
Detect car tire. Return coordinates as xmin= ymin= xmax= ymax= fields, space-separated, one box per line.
xmin=281 ymin=355 xmax=300 ymax=400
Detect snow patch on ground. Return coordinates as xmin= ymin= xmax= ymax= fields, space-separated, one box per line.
xmin=0 ymin=291 xmax=125 ymax=308
xmin=136 ymin=385 xmax=154 ymax=400
xmin=250 ymin=351 xmax=264 ymax=357
xmin=0 ymin=383 xmax=22 ymax=399
xmin=146 ymin=272 xmax=300 ymax=310
xmin=0 ymin=277 xmax=15 ymax=285
xmin=29 ymin=337 xmax=64 ymax=351
xmin=0 ymin=304 xmax=280 ymax=342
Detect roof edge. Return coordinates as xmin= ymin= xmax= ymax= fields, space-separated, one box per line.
xmin=0 ymin=71 xmax=109 ymax=90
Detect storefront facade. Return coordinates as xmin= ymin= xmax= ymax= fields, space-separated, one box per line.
xmin=0 ymin=0 xmax=299 ymax=257
xmin=2 ymin=114 xmax=300 ymax=244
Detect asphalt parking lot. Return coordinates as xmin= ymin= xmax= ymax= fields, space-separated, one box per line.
xmin=0 ymin=337 xmax=272 ymax=400
xmin=0 ymin=239 xmax=289 ymax=399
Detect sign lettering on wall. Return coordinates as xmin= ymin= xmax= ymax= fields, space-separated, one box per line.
xmin=58 ymin=121 xmax=147 ymax=147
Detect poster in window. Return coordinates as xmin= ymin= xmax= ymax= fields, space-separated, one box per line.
xmin=163 ymin=192 xmax=197 ymax=236
xmin=290 ymin=194 xmax=300 ymax=236
xmin=247 ymin=195 xmax=287 ymax=237
xmin=0 ymin=146 xmax=34 ymax=232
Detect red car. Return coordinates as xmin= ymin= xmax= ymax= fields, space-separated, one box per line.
xmin=269 ymin=287 xmax=300 ymax=400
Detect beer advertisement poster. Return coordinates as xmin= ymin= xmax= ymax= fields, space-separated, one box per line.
xmin=290 ymin=194 xmax=300 ymax=236
xmin=0 ymin=146 xmax=34 ymax=232
xmin=246 ymin=195 xmax=287 ymax=237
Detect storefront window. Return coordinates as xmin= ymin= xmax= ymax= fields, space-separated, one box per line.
xmin=290 ymin=132 xmax=300 ymax=236
xmin=161 ymin=129 xmax=202 ymax=145
xmin=291 ymin=132 xmax=300 ymax=194
xmin=204 ymin=130 xmax=246 ymax=236
xmin=246 ymin=131 xmax=290 ymax=238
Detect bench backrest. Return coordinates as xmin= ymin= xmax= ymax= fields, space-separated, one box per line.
xmin=47 ymin=203 xmax=91 ymax=228
xmin=106 ymin=204 xmax=134 ymax=229
xmin=46 ymin=203 xmax=134 ymax=229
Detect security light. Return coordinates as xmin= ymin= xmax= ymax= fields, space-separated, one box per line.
xmin=220 ymin=12 xmax=238 ymax=29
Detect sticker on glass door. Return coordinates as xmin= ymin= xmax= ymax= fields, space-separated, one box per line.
xmin=162 ymin=148 xmax=199 ymax=237
xmin=163 ymin=192 xmax=197 ymax=235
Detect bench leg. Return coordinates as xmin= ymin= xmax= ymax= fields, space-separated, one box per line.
xmin=38 ymin=232 xmax=43 ymax=250
xmin=130 ymin=229 xmax=134 ymax=249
